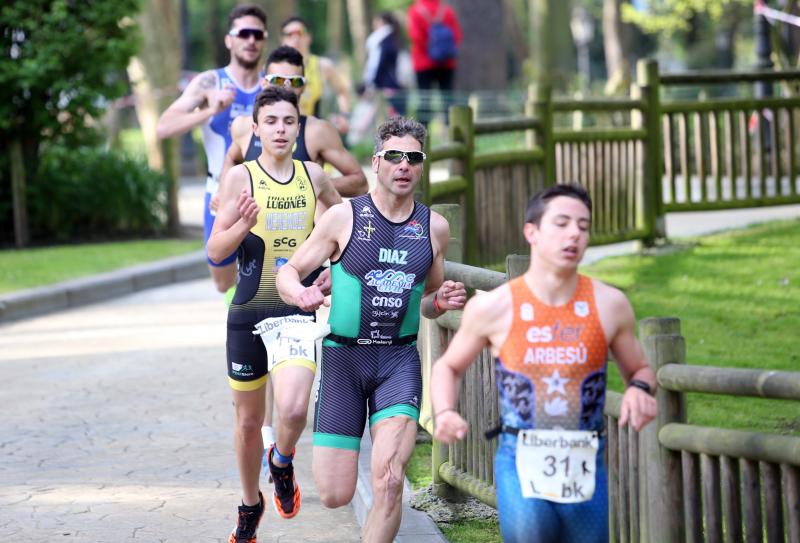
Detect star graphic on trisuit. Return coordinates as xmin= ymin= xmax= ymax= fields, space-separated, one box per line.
xmin=542 ymin=369 xmax=570 ymax=395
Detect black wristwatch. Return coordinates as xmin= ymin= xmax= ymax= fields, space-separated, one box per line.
xmin=629 ymin=379 xmax=654 ymax=396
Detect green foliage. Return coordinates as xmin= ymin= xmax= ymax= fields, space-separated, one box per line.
xmin=21 ymin=146 xmax=169 ymax=243
xmin=621 ymin=0 xmax=749 ymax=36
xmin=374 ymin=0 xmax=413 ymax=12
xmin=0 ymin=1 xmax=140 ymax=148
xmin=0 ymin=238 xmax=201 ymax=293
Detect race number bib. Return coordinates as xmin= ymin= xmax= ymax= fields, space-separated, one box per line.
xmin=515 ymin=429 xmax=599 ymax=503
xmin=252 ymin=316 xmax=330 ymax=372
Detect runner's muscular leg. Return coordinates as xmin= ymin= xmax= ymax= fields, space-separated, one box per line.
xmin=232 ymin=386 xmax=266 ymax=506
xmin=312 ymin=446 xmax=359 ymax=508
xmin=363 ymin=416 xmax=417 ymax=543
xmin=270 ymin=364 xmax=315 ymax=465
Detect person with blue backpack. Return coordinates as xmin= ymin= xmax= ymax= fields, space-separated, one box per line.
xmin=407 ymin=0 xmax=462 ymax=125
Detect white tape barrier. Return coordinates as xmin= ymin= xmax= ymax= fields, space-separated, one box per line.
xmin=756 ymin=1 xmax=800 ymax=27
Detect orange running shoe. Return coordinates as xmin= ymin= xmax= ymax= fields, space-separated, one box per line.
xmin=267 ymin=444 xmax=301 ymax=519
xmin=228 ymin=491 xmax=264 ymax=543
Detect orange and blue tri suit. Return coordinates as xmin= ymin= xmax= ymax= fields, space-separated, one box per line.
xmin=493 ymin=274 xmax=610 ymax=543
xmin=226 ymin=159 xmax=318 ymax=391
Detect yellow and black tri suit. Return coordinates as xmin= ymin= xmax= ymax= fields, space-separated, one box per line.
xmin=226 ymin=159 xmax=318 ymax=391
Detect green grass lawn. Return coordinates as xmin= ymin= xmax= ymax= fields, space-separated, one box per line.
xmin=0 ymin=239 xmax=203 ymax=293
xmin=407 ymin=218 xmax=800 ymax=542
xmin=584 ymin=219 xmax=800 ymax=434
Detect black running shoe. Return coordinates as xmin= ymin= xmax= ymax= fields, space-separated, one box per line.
xmin=228 ymin=491 xmax=264 ymax=543
xmin=268 ymin=444 xmax=300 ymax=519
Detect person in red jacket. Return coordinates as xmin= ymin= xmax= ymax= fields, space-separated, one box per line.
xmin=407 ymin=0 xmax=462 ymax=125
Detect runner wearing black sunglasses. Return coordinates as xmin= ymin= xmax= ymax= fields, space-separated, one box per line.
xmin=157 ymin=4 xmax=267 ymax=296
xmin=276 ymin=116 xmax=466 ymax=542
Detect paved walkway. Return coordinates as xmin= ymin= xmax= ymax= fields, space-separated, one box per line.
xmin=0 ymin=281 xmax=364 ymax=542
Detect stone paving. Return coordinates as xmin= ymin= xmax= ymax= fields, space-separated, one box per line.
xmin=0 ymin=280 xmax=361 ymax=542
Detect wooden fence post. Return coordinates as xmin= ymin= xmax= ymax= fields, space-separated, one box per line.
xmin=419 ymin=135 xmax=432 ymax=205
xmin=426 ymin=203 xmax=463 ymax=499
xmin=528 ymin=84 xmax=555 ymax=186
xmin=448 ymin=105 xmax=478 ymax=265
xmin=636 ymin=59 xmax=666 ymax=243
xmin=639 ymin=317 xmax=686 ymax=542
xmin=432 ymin=203 xmax=464 ymax=263
xmin=505 ymin=254 xmax=530 ymax=279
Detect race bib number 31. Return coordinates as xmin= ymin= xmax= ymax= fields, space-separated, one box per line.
xmin=515 ymin=429 xmax=599 ymax=503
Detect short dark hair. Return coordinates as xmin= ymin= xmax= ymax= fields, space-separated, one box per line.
xmin=374 ymin=117 xmax=427 ymax=154
xmin=252 ymin=86 xmax=299 ymax=122
xmin=281 ymin=16 xmax=309 ymax=32
xmin=265 ymin=46 xmax=305 ymax=73
xmin=525 ymin=184 xmax=593 ymax=225
xmin=228 ymin=5 xmax=267 ymax=29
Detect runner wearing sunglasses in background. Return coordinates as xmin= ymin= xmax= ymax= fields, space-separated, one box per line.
xmin=157 ymin=4 xmax=267 ymax=294
xmin=279 ymin=16 xmax=352 ymax=135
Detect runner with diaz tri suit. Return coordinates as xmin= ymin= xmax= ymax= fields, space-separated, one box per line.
xmin=157 ymin=4 xmax=268 ymax=293
xmin=207 ymin=86 xmax=342 ymax=543
xmin=431 ymin=184 xmax=657 ymax=543
xmin=276 ymin=117 xmax=466 ymax=543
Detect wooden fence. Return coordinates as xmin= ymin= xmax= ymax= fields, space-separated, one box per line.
xmin=418 ymin=252 xmax=800 ymax=542
xmin=421 ymin=60 xmax=800 ymax=266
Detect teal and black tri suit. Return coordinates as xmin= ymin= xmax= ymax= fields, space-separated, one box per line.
xmin=313 ymin=193 xmax=433 ymax=451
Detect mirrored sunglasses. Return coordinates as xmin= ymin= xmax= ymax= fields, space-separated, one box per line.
xmin=265 ymin=74 xmax=306 ymax=88
xmin=228 ymin=28 xmax=265 ymax=41
xmin=375 ymin=149 xmax=426 ymax=165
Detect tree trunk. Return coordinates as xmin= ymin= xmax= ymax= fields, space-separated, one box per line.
xmin=208 ymin=0 xmax=226 ymax=67
xmin=504 ymin=0 xmax=529 ymax=79
xmin=327 ymin=0 xmax=344 ymax=56
xmin=258 ymin=0 xmax=296 ymax=51
xmin=603 ymin=0 xmax=630 ymax=95
xmin=528 ymin=0 xmax=574 ymax=92
xmin=128 ymin=0 xmax=182 ymax=234
xmin=452 ymin=0 xmax=507 ymax=92
xmin=346 ymin=0 xmax=369 ymax=74
xmin=10 ymin=140 xmax=29 ymax=248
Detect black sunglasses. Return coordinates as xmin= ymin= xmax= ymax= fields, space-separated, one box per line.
xmin=375 ymin=149 xmax=426 ymax=165
xmin=228 ymin=28 xmax=265 ymax=41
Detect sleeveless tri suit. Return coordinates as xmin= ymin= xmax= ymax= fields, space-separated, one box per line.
xmin=313 ymin=194 xmax=433 ymax=451
xmin=225 ymin=159 xmax=318 ymax=391
xmin=493 ymin=274 xmax=610 ymax=543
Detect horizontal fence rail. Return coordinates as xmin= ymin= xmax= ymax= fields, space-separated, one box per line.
xmin=658 ymin=365 xmax=800 ymax=400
